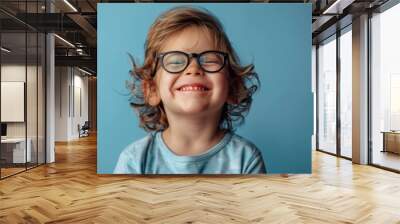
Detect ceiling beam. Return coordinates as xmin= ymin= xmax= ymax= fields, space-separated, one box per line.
xmin=67 ymin=13 xmax=97 ymax=44
xmin=55 ymin=55 xmax=96 ymax=71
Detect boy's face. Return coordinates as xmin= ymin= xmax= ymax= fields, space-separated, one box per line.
xmin=150 ymin=26 xmax=229 ymax=119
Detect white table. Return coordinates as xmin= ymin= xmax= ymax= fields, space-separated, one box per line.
xmin=1 ymin=138 xmax=31 ymax=163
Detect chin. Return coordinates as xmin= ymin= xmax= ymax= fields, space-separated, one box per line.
xmin=179 ymin=106 xmax=209 ymax=115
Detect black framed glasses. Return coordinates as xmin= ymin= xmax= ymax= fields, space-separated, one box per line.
xmin=155 ymin=51 xmax=228 ymax=74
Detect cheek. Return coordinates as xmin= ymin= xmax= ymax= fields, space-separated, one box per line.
xmin=156 ymin=72 xmax=176 ymax=97
xmin=219 ymin=73 xmax=230 ymax=92
xmin=212 ymin=75 xmax=230 ymax=99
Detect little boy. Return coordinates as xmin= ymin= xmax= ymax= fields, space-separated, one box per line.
xmin=114 ymin=6 xmax=266 ymax=174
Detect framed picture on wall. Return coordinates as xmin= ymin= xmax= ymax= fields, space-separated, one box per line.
xmin=98 ymin=3 xmax=312 ymax=175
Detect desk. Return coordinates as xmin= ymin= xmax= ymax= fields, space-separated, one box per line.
xmin=1 ymin=138 xmax=31 ymax=163
xmin=381 ymin=131 xmax=400 ymax=154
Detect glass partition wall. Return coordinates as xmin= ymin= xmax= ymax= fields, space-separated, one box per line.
xmin=0 ymin=1 xmax=46 ymax=179
xmin=0 ymin=31 xmax=27 ymax=177
xmin=316 ymin=26 xmax=353 ymax=159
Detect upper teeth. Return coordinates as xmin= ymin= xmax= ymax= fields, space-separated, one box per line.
xmin=180 ymin=86 xmax=207 ymax=91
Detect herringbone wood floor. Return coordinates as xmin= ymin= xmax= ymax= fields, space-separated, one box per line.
xmin=1 ymin=134 xmax=400 ymax=224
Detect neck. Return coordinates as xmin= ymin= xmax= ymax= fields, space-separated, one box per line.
xmin=162 ymin=113 xmax=225 ymax=156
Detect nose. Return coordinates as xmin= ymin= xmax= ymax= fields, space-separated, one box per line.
xmin=184 ymin=58 xmax=203 ymax=76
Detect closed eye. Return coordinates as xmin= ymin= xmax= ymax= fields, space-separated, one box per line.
xmin=203 ymin=60 xmax=220 ymax=64
xmin=166 ymin=60 xmax=185 ymax=65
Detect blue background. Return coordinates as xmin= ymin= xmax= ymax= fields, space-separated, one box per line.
xmin=98 ymin=3 xmax=312 ymax=174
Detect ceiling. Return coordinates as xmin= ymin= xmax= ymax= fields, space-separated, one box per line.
xmin=0 ymin=0 xmax=391 ymax=75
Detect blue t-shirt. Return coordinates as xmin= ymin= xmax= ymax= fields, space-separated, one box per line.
xmin=114 ymin=131 xmax=266 ymax=174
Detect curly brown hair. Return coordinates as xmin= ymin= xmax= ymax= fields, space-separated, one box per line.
xmin=127 ymin=6 xmax=260 ymax=132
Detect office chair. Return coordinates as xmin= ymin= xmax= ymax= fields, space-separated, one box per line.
xmin=79 ymin=121 xmax=90 ymax=138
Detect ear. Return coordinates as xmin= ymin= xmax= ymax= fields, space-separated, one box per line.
xmin=142 ymin=79 xmax=161 ymax=106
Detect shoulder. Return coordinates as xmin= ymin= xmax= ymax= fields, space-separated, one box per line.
xmin=227 ymin=133 xmax=266 ymax=174
xmin=120 ymin=133 xmax=154 ymax=158
xmin=113 ymin=133 xmax=155 ymax=174
xmin=228 ymin=133 xmax=262 ymax=155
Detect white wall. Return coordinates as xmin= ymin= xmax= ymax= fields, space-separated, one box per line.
xmin=72 ymin=73 xmax=89 ymax=138
xmin=55 ymin=66 xmax=69 ymax=141
xmin=55 ymin=67 xmax=89 ymax=141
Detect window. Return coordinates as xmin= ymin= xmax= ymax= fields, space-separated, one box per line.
xmin=371 ymin=2 xmax=400 ymax=171
xmin=317 ymin=35 xmax=337 ymax=154
xmin=339 ymin=27 xmax=352 ymax=158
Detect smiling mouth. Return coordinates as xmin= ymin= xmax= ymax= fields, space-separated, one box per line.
xmin=177 ymin=85 xmax=210 ymax=92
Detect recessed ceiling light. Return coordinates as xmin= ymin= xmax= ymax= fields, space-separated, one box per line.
xmin=77 ymin=67 xmax=93 ymax=76
xmin=63 ymin=0 xmax=78 ymax=12
xmin=322 ymin=0 xmax=354 ymax=15
xmin=54 ymin=34 xmax=75 ymax=48
xmin=1 ymin=47 xmax=11 ymax=53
